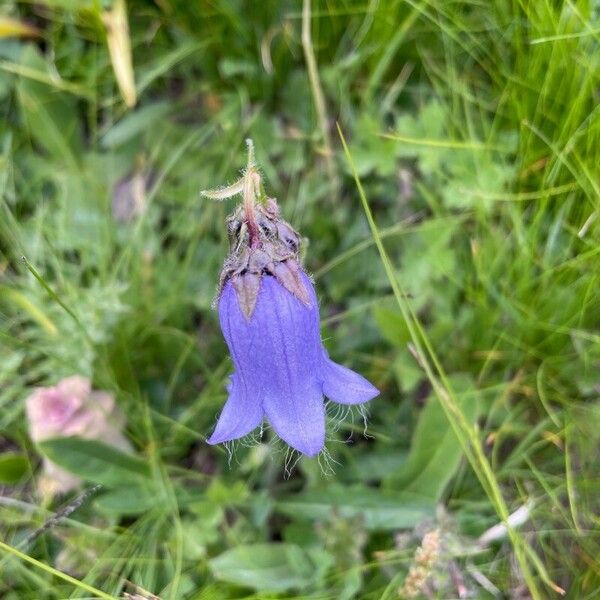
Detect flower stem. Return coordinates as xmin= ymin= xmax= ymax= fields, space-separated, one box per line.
xmin=243 ymin=139 xmax=262 ymax=247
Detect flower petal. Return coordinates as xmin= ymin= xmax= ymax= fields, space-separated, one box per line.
xmin=207 ymin=375 xmax=263 ymax=445
xmin=210 ymin=283 xmax=265 ymax=444
xmin=321 ymin=356 xmax=379 ymax=405
xmin=56 ymin=376 xmax=91 ymax=401
xmin=252 ymin=276 xmax=325 ymax=456
xmin=219 ymin=281 xmax=263 ymax=394
xmin=263 ymin=385 xmax=325 ymax=457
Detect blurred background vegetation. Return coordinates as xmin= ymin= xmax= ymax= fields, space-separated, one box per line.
xmin=1 ymin=0 xmax=599 ymax=598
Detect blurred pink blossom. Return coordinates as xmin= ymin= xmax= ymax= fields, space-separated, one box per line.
xmin=26 ymin=376 xmax=131 ymax=498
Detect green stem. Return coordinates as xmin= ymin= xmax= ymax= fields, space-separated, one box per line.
xmin=338 ymin=123 xmax=550 ymax=600
xmin=0 ymin=540 xmax=117 ymax=600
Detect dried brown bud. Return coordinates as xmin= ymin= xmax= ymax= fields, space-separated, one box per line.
xmin=231 ymin=272 xmax=261 ymax=319
xmin=203 ymin=141 xmax=310 ymax=320
xmin=219 ymin=197 xmax=309 ymax=319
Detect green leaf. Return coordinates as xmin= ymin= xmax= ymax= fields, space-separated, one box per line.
xmin=390 ymin=374 xmax=479 ymax=500
xmin=392 ymin=349 xmax=424 ymax=394
xmin=218 ymin=58 xmax=258 ymax=78
xmin=443 ymin=146 xmax=515 ymax=211
xmin=277 ymin=486 xmax=434 ymax=531
xmin=16 ymin=45 xmax=82 ymax=164
xmin=101 ymin=101 xmax=173 ymax=148
xmin=373 ymin=305 xmax=410 ymax=347
xmin=347 ymin=450 xmax=408 ymax=481
xmin=349 ymin=114 xmax=399 ymax=176
xmin=38 ymin=438 xmax=151 ymax=487
xmin=206 ymin=478 xmax=248 ymax=505
xmin=399 ymin=220 xmax=458 ymax=301
xmin=209 ymin=543 xmax=329 ymax=592
xmin=95 ymin=482 xmax=209 ymax=516
xmin=0 ymin=286 xmax=58 ymax=335
xmin=137 ymin=41 xmax=204 ymax=95
xmin=94 ymin=483 xmax=159 ymax=515
xmin=393 ymin=99 xmax=449 ymax=175
xmin=0 ymin=452 xmax=28 ymax=484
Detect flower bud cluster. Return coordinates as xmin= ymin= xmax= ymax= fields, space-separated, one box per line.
xmin=219 ymin=197 xmax=309 ymax=319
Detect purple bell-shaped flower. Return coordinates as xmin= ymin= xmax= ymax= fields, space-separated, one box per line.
xmin=202 ymin=141 xmax=378 ymax=456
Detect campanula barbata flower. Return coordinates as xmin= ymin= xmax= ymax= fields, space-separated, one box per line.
xmin=26 ymin=376 xmax=131 ymax=497
xmin=202 ymin=141 xmax=378 ymax=457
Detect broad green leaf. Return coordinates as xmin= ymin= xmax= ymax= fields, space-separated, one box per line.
xmin=347 ymin=450 xmax=408 ymax=481
xmin=390 ymin=374 xmax=479 ymax=500
xmin=373 ymin=305 xmax=425 ymax=393
xmin=94 ymin=483 xmax=159 ymax=515
xmin=373 ymin=305 xmax=410 ymax=347
xmin=38 ymin=437 xmax=151 ymax=487
xmin=0 ymin=452 xmax=28 ymax=484
xmin=96 ymin=482 xmax=209 ymax=516
xmin=277 ymin=486 xmax=434 ymax=531
xmin=209 ymin=543 xmax=330 ymax=592
xmin=392 ymin=349 xmax=424 ymax=394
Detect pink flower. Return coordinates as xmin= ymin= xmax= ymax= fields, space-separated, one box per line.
xmin=26 ymin=376 xmax=131 ymax=497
